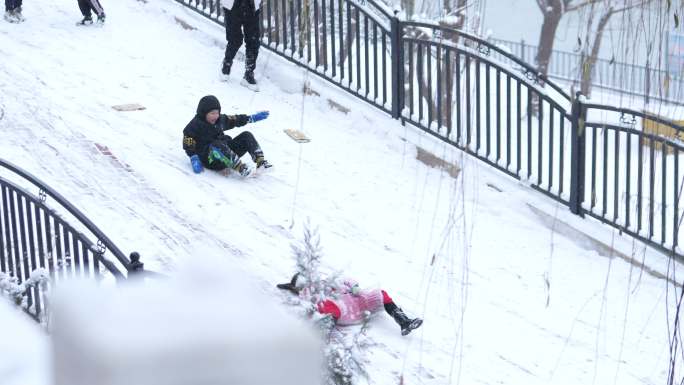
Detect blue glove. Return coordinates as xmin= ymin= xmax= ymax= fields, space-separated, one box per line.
xmin=248 ymin=111 xmax=269 ymax=123
xmin=190 ymin=154 xmax=203 ymax=174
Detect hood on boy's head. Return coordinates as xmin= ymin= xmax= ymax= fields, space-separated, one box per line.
xmin=196 ymin=95 xmax=221 ymax=117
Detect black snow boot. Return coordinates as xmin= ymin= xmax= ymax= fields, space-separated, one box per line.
xmin=385 ymin=303 xmax=423 ymax=336
xmin=241 ymin=70 xmax=259 ymax=91
xmin=221 ymin=59 xmax=231 ymax=76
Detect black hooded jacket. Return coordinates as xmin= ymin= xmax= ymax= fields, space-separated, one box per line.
xmin=182 ymin=95 xmax=250 ymax=162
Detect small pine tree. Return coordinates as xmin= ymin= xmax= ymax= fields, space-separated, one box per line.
xmin=286 ymin=223 xmax=370 ymax=385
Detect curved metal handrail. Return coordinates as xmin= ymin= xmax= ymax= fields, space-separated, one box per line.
xmin=401 ymin=20 xmax=572 ymax=102
xmin=583 ymin=103 xmax=684 ymax=135
xmin=0 ymin=158 xmax=131 ymax=270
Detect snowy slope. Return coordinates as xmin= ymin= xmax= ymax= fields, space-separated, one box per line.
xmin=1 ymin=1 xmax=682 ymax=384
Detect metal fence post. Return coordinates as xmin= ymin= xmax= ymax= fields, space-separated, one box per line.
xmin=390 ymin=13 xmax=402 ymax=119
xmin=127 ymin=251 xmax=145 ymax=276
xmin=520 ymin=39 xmax=526 ymax=63
xmin=569 ymin=92 xmax=586 ymax=216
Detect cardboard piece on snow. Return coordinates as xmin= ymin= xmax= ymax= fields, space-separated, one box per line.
xmin=112 ymin=103 xmax=146 ymax=111
xmin=283 ymin=129 xmax=310 ymax=143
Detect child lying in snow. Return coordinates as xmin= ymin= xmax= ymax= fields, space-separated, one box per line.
xmin=277 ymin=273 xmax=423 ymax=336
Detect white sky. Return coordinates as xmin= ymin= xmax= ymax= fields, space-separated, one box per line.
xmin=0 ymin=0 xmax=682 ymax=384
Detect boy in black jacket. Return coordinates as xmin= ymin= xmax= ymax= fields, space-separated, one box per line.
xmin=182 ymin=95 xmax=271 ymax=177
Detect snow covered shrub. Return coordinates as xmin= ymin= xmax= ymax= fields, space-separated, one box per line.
xmin=285 ymin=223 xmax=371 ymax=385
xmin=0 ymin=268 xmax=50 ymax=320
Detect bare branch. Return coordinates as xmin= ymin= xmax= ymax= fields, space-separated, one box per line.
xmin=565 ymin=0 xmax=604 ymax=12
xmin=535 ymin=0 xmax=547 ymax=13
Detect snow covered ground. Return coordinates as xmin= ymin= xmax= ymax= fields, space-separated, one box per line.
xmin=1 ymin=0 xmax=683 ymax=384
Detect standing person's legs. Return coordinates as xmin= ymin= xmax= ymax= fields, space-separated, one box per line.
xmin=77 ymin=0 xmax=92 ymax=18
xmin=242 ymin=6 xmax=261 ymax=74
xmin=87 ymin=0 xmax=104 ymax=18
xmin=5 ymin=0 xmax=17 ymax=11
xmin=222 ymin=1 xmax=245 ymax=73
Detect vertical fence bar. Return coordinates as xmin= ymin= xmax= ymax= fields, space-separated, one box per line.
xmin=373 ymin=23 xmax=378 ymax=102
xmin=537 ymin=99 xmax=543 ymax=186
xmin=613 ymin=129 xmax=620 ymax=222
xmin=456 ymin=53 xmax=462 ymax=144
xmin=408 ymin=42 xmax=414 ymax=117
xmin=55 ymin=221 xmax=65 ymax=279
xmin=337 ymin=0 xmax=349 ymax=80
xmin=569 ymin=95 xmax=586 ymax=215
xmin=314 ymin=0 xmax=320 ymax=66
xmin=417 ymin=42 xmax=424 ymax=122
xmin=649 ymin=138 xmax=655 ymax=239
xmin=381 ymin=31 xmax=387 ymax=107
xmin=0 ymin=185 xmax=7 ymax=273
xmin=527 ymin=90 xmax=532 ymax=179
xmin=306 ymin=0 xmax=312 ymax=63
xmin=558 ymin=115 xmax=565 ymax=196
xmin=363 ymin=15 xmax=369 ymax=96
xmin=267 ymin=0 xmax=272 ymax=45
xmin=17 ymin=194 xmax=30 ymax=283
xmin=625 ymin=133 xmax=632 ymax=228
xmin=427 ymin=42 xmax=433 ymax=126
xmin=517 ymin=81 xmax=521 ymax=175
xmin=42 ymin=210 xmax=54 ymax=278
xmin=289 ymin=0 xmax=296 ymax=56
xmin=437 ymin=45 xmax=442 ymax=130
xmin=281 ymin=0 xmax=287 ymax=50
xmin=355 ymin=8 xmax=361 ymax=91
xmin=675 ymin=148 xmax=680 ymax=249
xmin=72 ymin=231 xmax=82 ymax=277
xmin=446 ymin=49 xmax=453 ymax=136
xmin=390 ymin=16 xmax=401 ymax=118
xmin=637 ymin=136 xmax=644 ymax=232
xmin=591 ymin=127 xmax=597 ymax=210
xmin=81 ymin=242 xmax=90 ymax=278
xmin=602 ymin=127 xmax=608 ymax=217
xmin=466 ymin=55 xmax=471 ymax=147
xmin=548 ymin=107 xmax=554 ymax=192
xmin=485 ymin=63 xmax=491 ymax=157
xmin=662 ymin=145 xmax=667 ymax=244
xmin=9 ymin=191 xmax=21 ymax=282
xmin=345 ymin=0 xmax=351 ymax=83
xmin=475 ymin=58 xmax=481 ymax=152
xmin=62 ymin=228 xmax=73 ymax=278
xmin=506 ymin=75 xmax=511 ymax=168
xmin=330 ymin=0 xmax=336 ymax=77
xmin=496 ymin=70 xmax=501 ymax=163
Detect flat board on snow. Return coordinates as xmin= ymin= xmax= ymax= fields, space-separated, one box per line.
xmin=283 ymin=129 xmax=310 ymax=143
xmin=112 ymin=103 xmax=146 ymax=111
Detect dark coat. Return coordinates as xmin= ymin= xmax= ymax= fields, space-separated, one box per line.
xmin=182 ymin=96 xmax=249 ymax=164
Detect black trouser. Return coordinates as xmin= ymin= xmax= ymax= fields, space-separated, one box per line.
xmin=223 ymin=0 xmax=260 ymax=73
xmin=5 ymin=0 xmax=22 ymax=11
xmin=77 ymin=0 xmax=104 ymax=17
xmin=205 ymin=132 xmax=263 ymax=171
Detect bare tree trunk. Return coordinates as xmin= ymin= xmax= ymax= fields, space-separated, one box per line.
xmin=535 ymin=0 xmax=564 ymax=80
xmin=580 ymin=8 xmax=614 ymax=96
xmin=298 ymin=0 xmax=310 ymax=59
xmin=337 ymin=4 xmax=357 ymax=68
xmin=316 ymin=0 xmax=328 ymax=68
xmin=438 ymin=0 xmax=467 ymax=128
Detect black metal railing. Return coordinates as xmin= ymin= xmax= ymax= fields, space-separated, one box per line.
xmin=0 ymin=158 xmax=147 ymax=321
xmin=174 ymin=0 xmax=684 ymax=259
xmin=490 ymin=37 xmax=684 ymax=106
